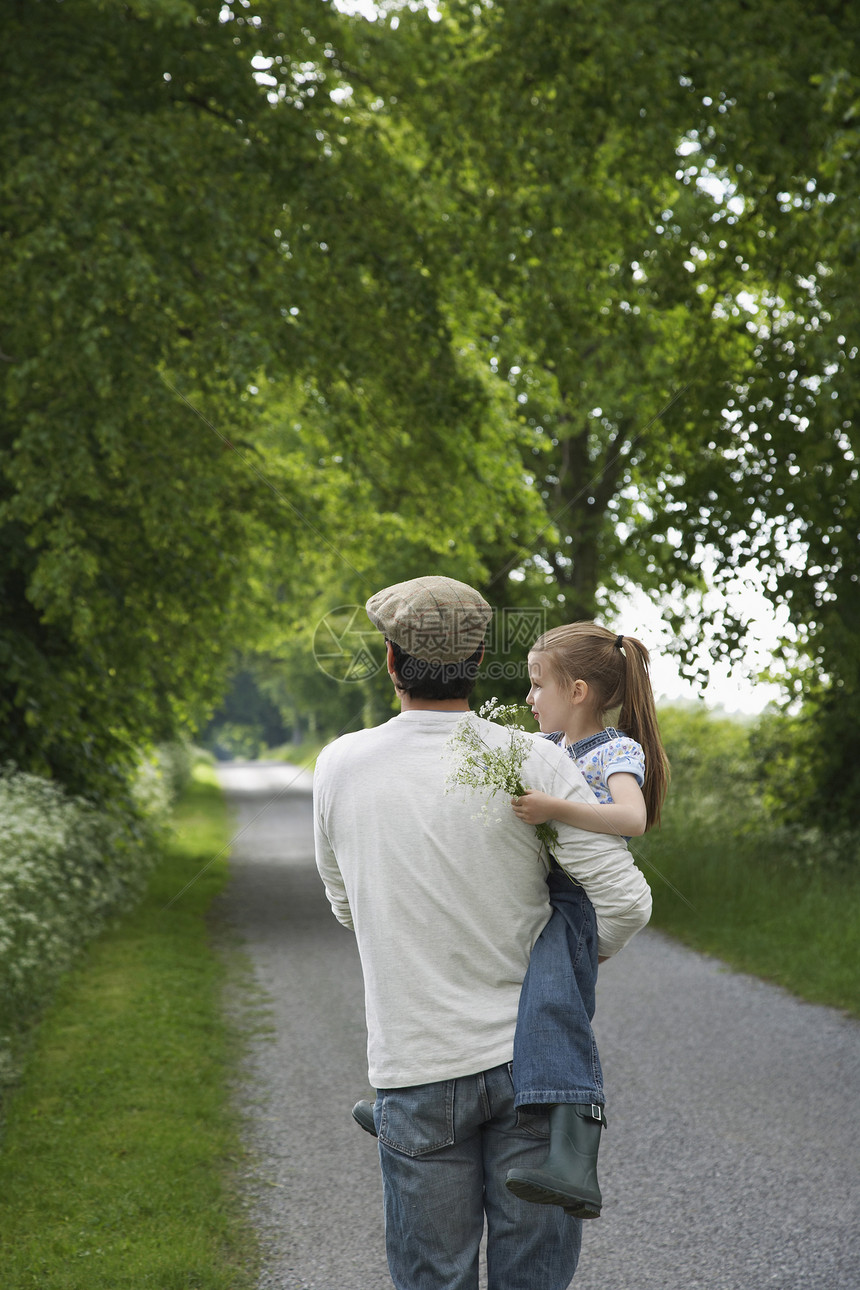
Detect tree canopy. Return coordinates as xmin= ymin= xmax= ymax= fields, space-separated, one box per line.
xmin=2 ymin=0 xmax=859 ymax=822
xmin=0 ymin=0 xmax=536 ymax=796
xmin=362 ymin=1 xmax=859 ymax=630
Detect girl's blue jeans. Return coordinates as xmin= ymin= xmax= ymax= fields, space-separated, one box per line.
xmin=512 ymin=868 xmax=604 ymax=1108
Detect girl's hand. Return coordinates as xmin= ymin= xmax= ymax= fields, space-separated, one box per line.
xmin=511 ymin=790 xmax=557 ymax=825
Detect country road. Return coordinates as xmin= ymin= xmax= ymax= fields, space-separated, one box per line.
xmin=216 ymin=761 xmax=860 ymax=1290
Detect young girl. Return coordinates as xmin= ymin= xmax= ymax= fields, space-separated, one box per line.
xmin=503 ymin=622 xmax=669 ymax=1220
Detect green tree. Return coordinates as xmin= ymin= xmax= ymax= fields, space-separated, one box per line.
xmin=334 ymin=0 xmax=859 ymax=823
xmin=5 ymin=0 xmax=859 ymax=823
xmin=1 ymin=0 xmax=304 ymax=796
xmin=359 ymin=0 xmax=857 ymax=629
xmin=0 ymin=0 xmax=543 ymax=794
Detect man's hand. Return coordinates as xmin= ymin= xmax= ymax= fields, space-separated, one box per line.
xmin=511 ymin=789 xmax=558 ymax=826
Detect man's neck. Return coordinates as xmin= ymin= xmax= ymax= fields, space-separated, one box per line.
xmin=398 ymin=695 xmax=471 ymax=713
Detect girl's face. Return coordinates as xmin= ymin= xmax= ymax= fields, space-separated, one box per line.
xmin=526 ymin=652 xmax=571 ymax=734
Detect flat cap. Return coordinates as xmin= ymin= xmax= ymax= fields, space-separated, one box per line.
xmin=366 ymin=575 xmax=492 ymax=664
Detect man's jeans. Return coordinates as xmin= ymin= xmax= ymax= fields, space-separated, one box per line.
xmin=375 ymin=1063 xmax=581 ymax=1290
xmin=512 ymin=872 xmax=603 ymax=1107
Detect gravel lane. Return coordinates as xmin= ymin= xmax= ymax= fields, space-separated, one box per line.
xmin=216 ymin=762 xmax=860 ymax=1290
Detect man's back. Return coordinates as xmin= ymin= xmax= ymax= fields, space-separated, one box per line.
xmin=314 ymin=708 xmax=636 ymax=1088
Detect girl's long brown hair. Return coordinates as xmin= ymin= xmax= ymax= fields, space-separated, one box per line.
xmin=532 ymin=622 xmax=670 ymax=830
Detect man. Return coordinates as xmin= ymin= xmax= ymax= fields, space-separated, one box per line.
xmin=313 ymin=575 xmax=651 ymax=1290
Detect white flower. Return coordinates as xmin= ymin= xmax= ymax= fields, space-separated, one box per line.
xmin=445 ymin=712 xmax=558 ymax=856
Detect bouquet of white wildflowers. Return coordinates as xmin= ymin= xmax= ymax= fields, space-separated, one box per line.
xmin=445 ymin=699 xmax=559 ymax=859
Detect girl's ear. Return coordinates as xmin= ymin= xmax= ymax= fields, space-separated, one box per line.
xmin=570 ymin=679 xmax=589 ymax=706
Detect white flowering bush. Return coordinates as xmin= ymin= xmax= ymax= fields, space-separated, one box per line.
xmin=0 ymin=743 xmax=192 ymax=1086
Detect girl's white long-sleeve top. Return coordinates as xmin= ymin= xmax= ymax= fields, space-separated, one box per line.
xmin=313 ymin=709 xmax=651 ymax=1089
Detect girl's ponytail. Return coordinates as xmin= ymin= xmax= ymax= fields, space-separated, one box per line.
xmin=614 ymin=634 xmax=670 ymax=830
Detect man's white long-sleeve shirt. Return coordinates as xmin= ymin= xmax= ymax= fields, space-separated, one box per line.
xmin=313 ymin=709 xmax=651 ymax=1089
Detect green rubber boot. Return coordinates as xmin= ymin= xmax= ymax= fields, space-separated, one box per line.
xmin=352 ymin=1099 xmax=378 ymax=1136
xmin=505 ymin=1103 xmax=606 ymax=1219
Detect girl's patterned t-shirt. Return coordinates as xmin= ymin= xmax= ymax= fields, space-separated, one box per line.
xmin=546 ymin=727 xmax=645 ymax=804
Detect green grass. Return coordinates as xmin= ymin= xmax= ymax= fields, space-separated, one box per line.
xmin=638 ymin=818 xmax=860 ymax=1016
xmin=265 ymin=737 xmax=327 ymax=770
xmin=0 ymin=771 xmax=259 ymax=1289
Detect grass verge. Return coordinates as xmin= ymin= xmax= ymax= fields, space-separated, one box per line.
xmin=630 ymin=706 xmax=860 ymax=1018
xmin=265 ymin=737 xmax=327 ymax=771
xmin=639 ymin=829 xmax=860 ymax=1016
xmin=0 ymin=770 xmax=259 ymax=1289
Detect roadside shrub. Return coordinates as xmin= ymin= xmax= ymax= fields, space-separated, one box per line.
xmin=656 ymin=704 xmax=760 ymax=827
xmin=208 ymin=721 xmax=266 ymax=761
xmin=652 ymin=705 xmax=858 ymax=877
xmin=0 ymin=743 xmax=191 ymax=1089
xmin=132 ymin=739 xmax=194 ymax=816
